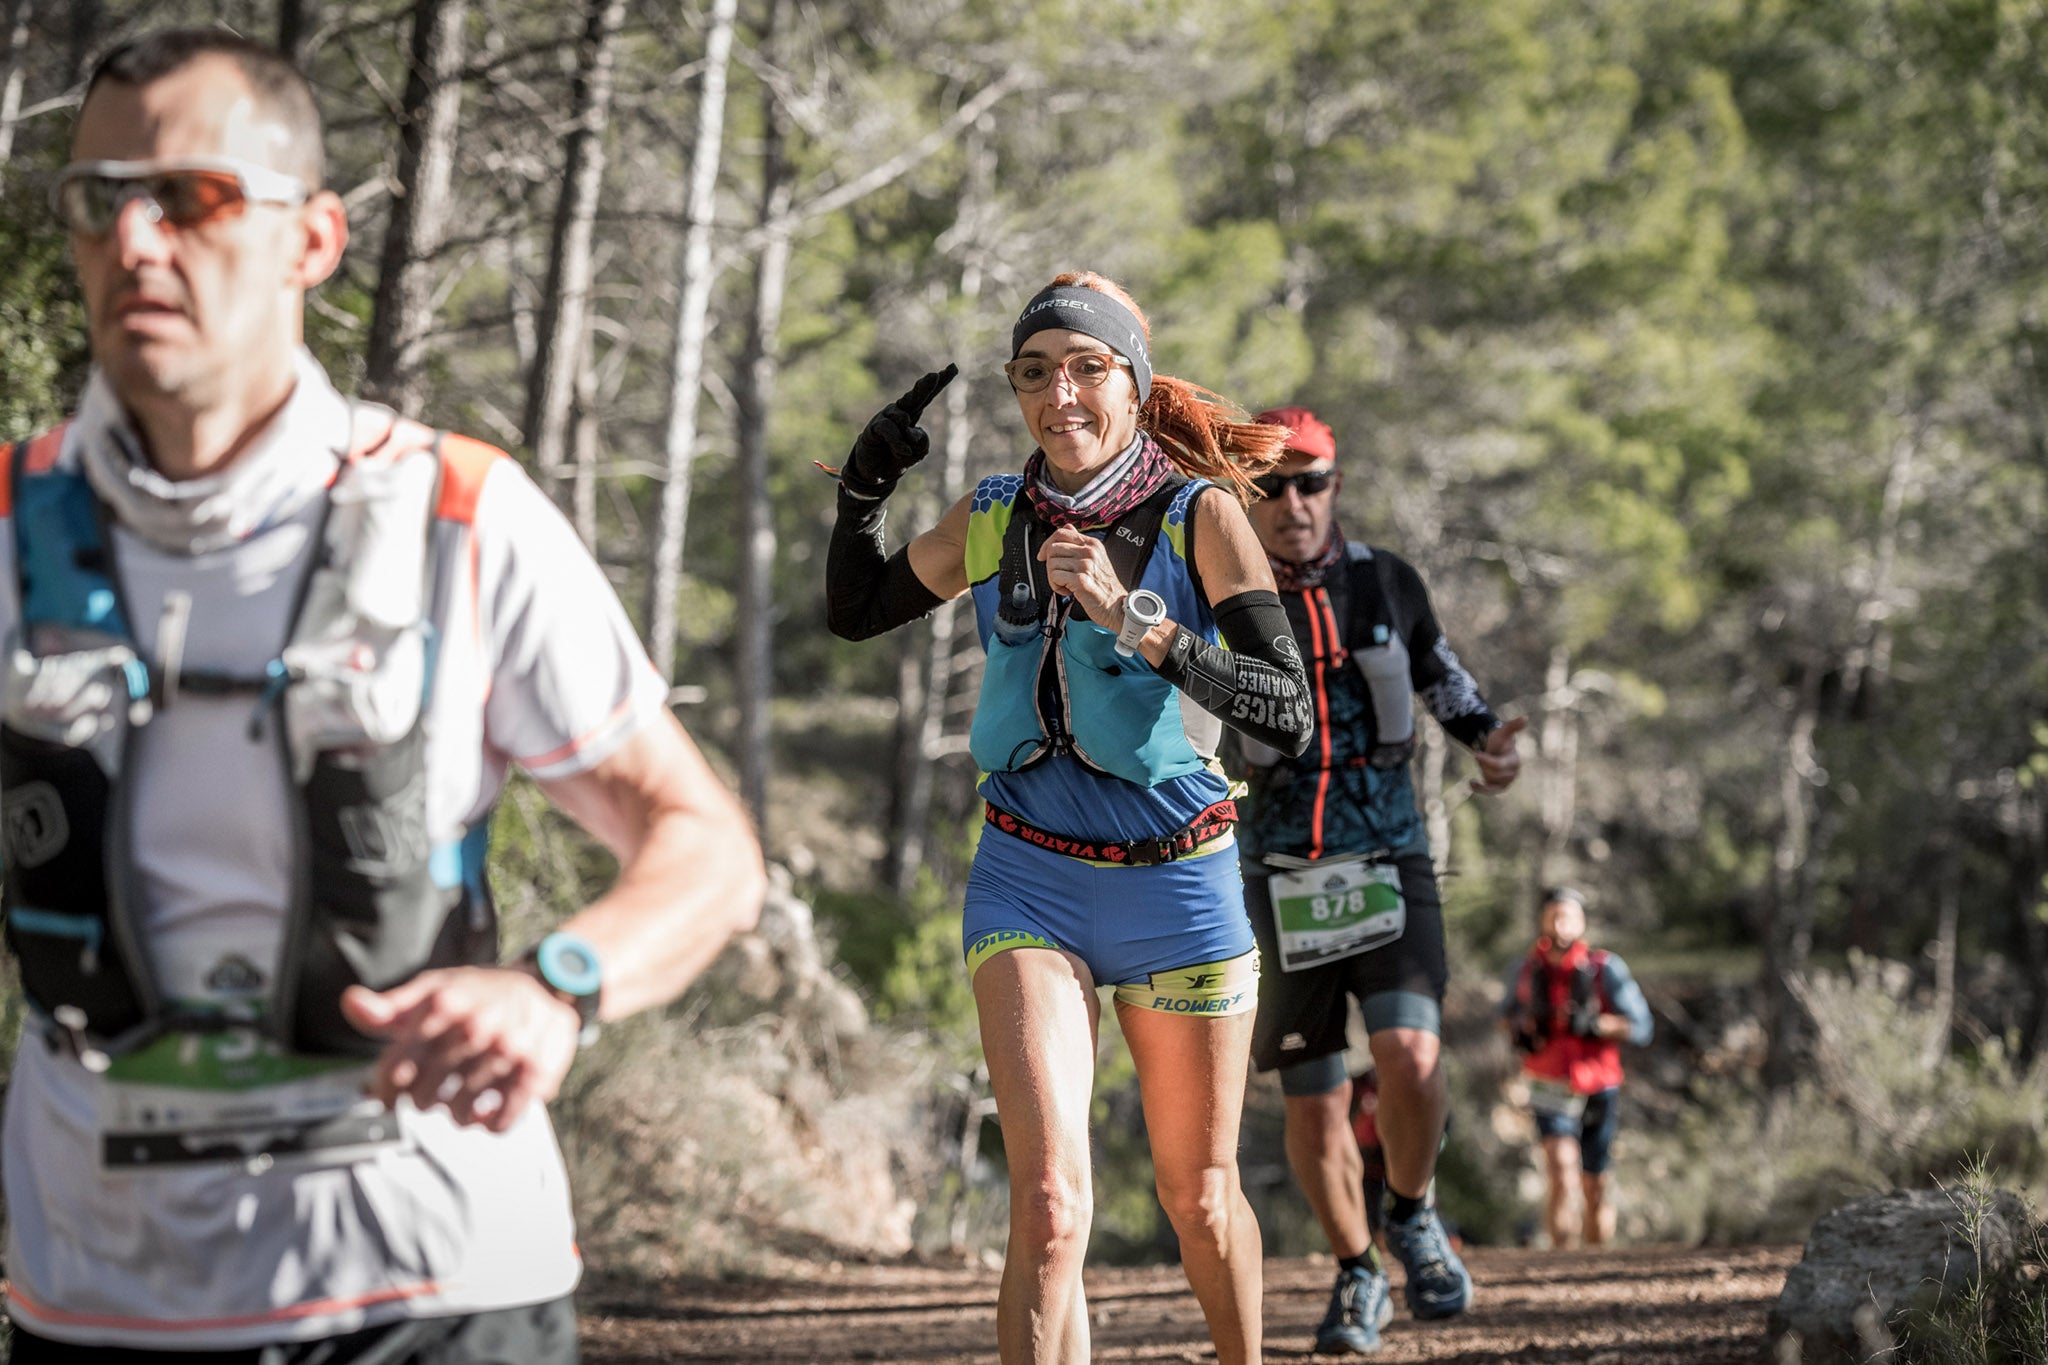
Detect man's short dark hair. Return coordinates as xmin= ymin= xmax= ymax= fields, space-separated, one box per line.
xmin=84 ymin=28 xmax=324 ymax=187
xmin=1539 ymin=885 xmax=1587 ymax=913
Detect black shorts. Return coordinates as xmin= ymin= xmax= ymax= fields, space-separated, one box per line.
xmin=1246 ymin=850 xmax=1448 ymax=1075
xmin=7 ymin=1297 xmax=577 ymax=1365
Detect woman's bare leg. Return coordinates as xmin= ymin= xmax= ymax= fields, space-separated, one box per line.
xmin=975 ymin=947 xmax=1101 ymax=1364
xmin=1119 ymin=1003 xmax=1262 ymax=1365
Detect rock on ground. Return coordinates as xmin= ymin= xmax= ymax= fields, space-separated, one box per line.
xmin=1768 ymin=1185 xmax=2036 ymax=1364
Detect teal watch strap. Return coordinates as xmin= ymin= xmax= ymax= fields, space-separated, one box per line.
xmin=529 ymin=931 xmax=603 ymax=1047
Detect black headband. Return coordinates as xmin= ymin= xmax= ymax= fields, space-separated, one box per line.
xmin=1011 ymin=285 xmax=1152 ymax=404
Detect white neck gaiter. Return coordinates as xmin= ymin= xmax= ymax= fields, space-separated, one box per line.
xmin=72 ymin=348 xmax=351 ymax=557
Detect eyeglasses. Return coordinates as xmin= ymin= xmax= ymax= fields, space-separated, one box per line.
xmin=1003 ymin=352 xmax=1133 ymax=394
xmin=1252 ymin=469 xmax=1336 ymax=499
xmin=53 ymin=157 xmax=309 ymax=235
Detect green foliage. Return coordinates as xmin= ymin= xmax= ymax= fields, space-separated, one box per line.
xmin=0 ymin=170 xmax=88 ymax=438
xmin=1622 ymin=956 xmax=2048 ymax=1246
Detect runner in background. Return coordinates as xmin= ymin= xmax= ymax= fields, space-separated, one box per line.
xmin=1235 ymin=406 xmax=1524 ymax=1355
xmin=1347 ymin=1068 xmax=1388 ymax=1252
xmin=1502 ymin=886 xmax=1653 ymax=1248
xmin=3 ymin=30 xmax=763 ymax=1362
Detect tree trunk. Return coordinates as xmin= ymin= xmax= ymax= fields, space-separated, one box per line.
xmin=363 ymin=0 xmax=468 ymax=414
xmin=1537 ymin=643 xmax=1578 ymax=877
xmin=65 ymin=0 xmax=97 ymax=85
xmin=1761 ymin=668 xmax=1823 ymax=1093
xmin=644 ymin=0 xmax=739 ymax=678
xmin=886 ymin=377 xmax=975 ymax=896
xmin=523 ymin=0 xmax=626 ymax=497
xmin=1842 ymin=417 xmax=1923 ymax=716
xmin=0 ymin=0 xmax=33 ymax=169
xmin=277 ymin=0 xmax=318 ymax=66
xmin=570 ymin=343 xmax=601 ymax=547
xmin=732 ymin=2 xmax=794 ymax=831
xmin=885 ymin=129 xmax=992 ymax=896
xmin=1921 ymin=864 xmax=1958 ymax=1070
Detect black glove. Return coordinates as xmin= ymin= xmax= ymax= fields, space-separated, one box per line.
xmin=842 ymin=364 xmax=957 ymax=499
xmin=1569 ymin=998 xmax=1602 ymax=1040
xmin=1511 ymin=1025 xmax=1540 ymax=1055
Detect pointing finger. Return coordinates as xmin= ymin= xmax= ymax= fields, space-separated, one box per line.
xmin=1490 ymin=715 xmax=1528 ymax=750
xmin=892 ymin=363 xmax=959 ymax=423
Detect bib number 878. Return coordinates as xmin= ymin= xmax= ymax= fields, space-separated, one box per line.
xmin=1309 ymin=888 xmax=1370 ymax=922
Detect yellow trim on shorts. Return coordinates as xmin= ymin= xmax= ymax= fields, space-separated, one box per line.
xmin=966 ymin=928 xmax=1061 ymax=977
xmin=965 ymin=939 xmax=1260 ymax=1018
xmin=1113 ymin=947 xmax=1260 ymax=1017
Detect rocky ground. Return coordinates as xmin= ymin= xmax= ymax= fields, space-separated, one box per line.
xmin=580 ymin=1242 xmax=1798 ymax=1363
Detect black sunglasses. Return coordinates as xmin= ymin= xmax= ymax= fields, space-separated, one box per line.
xmin=1252 ymin=469 xmax=1335 ymax=499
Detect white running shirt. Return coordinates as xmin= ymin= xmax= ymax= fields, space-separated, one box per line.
xmin=0 ymin=354 xmax=670 ymax=1348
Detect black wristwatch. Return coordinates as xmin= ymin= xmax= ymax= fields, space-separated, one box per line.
xmin=523 ymin=931 xmax=604 ymax=1048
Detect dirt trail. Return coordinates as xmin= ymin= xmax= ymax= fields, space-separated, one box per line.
xmin=581 ymin=1243 xmax=1796 ymax=1363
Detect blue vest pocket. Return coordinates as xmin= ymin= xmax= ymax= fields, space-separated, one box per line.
xmin=1062 ymin=624 xmax=1203 ymax=788
xmin=969 ymin=633 xmax=1051 ymax=773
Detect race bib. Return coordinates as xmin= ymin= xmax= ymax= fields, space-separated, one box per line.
xmin=98 ymin=1029 xmax=405 ymax=1172
xmin=1526 ymin=1077 xmax=1587 ymax=1122
xmin=1266 ymin=855 xmax=1405 ymax=972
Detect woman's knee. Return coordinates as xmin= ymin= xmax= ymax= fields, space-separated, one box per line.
xmin=1155 ymin=1161 xmax=1239 ymax=1248
xmin=1010 ymin=1162 xmax=1093 ymax=1258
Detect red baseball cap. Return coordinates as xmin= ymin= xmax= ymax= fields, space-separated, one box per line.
xmin=1253 ymin=405 xmax=1336 ymax=463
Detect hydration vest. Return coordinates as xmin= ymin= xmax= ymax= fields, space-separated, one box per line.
xmin=0 ymin=414 xmax=502 ymax=1063
xmin=1243 ymin=543 xmax=1430 ymax=860
xmin=1515 ymin=941 xmax=1625 ymax=1093
xmin=965 ymin=475 xmax=1224 ymax=790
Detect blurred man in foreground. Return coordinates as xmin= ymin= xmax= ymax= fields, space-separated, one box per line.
xmin=2 ymin=28 xmax=763 ymax=1361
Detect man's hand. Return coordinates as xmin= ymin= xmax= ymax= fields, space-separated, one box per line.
xmin=341 ymin=968 xmax=581 ymax=1134
xmin=844 ymin=364 xmax=958 ymax=495
xmin=1470 ymin=714 xmax=1527 ymax=794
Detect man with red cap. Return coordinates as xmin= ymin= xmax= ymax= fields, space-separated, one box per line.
xmin=1237 ymin=406 xmax=1524 ymax=1354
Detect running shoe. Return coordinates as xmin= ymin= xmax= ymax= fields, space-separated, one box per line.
xmin=1384 ymin=1206 xmax=1472 ymax=1320
xmin=1313 ymin=1262 xmax=1393 ymax=1354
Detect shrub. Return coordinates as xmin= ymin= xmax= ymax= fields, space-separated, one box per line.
xmin=1897 ymin=1160 xmax=2048 ymax=1365
xmin=1618 ymin=954 xmax=2048 ymax=1247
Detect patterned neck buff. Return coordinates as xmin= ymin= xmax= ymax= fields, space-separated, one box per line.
xmin=1268 ymin=520 xmax=1346 ymax=591
xmin=1022 ymin=429 xmax=1174 ymax=529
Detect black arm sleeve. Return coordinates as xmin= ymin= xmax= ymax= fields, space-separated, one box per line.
xmin=826 ymin=486 xmax=944 ymax=641
xmin=1152 ymin=589 xmax=1314 ymax=757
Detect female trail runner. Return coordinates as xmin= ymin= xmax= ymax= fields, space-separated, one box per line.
xmin=827 ymin=271 xmax=1312 ymax=1364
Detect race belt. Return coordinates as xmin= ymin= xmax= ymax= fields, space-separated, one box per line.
xmin=983 ymin=800 xmax=1237 ymax=866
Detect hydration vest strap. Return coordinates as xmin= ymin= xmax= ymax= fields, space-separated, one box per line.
xmin=983 ymin=798 xmax=1237 ymax=867
xmin=995 ymin=474 xmax=1189 ymax=631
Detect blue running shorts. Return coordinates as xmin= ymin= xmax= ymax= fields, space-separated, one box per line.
xmin=963 ymin=826 xmax=1257 ymax=1015
xmin=1535 ymin=1085 xmax=1623 ymax=1173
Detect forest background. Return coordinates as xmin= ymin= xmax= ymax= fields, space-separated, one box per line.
xmin=0 ymin=0 xmax=2044 ymax=1275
